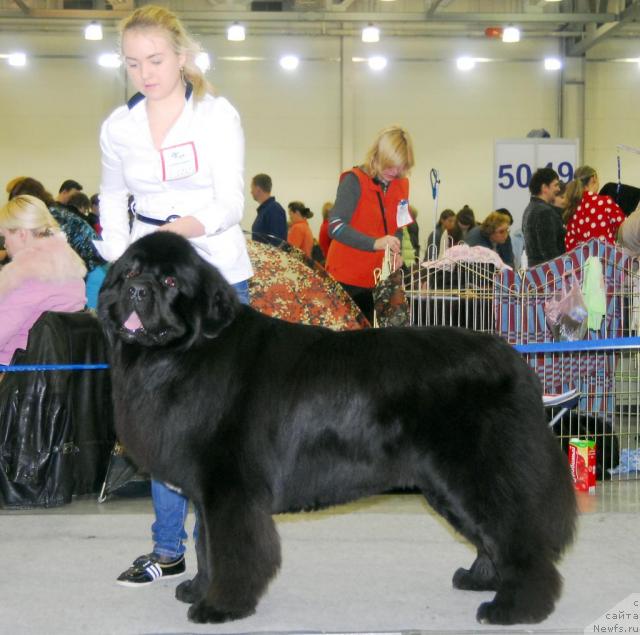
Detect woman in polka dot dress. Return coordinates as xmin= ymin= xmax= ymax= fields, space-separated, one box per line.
xmin=563 ymin=165 xmax=625 ymax=251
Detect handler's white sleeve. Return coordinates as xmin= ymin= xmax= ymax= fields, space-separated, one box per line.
xmin=187 ymin=98 xmax=245 ymax=238
xmin=95 ymin=115 xmax=132 ymax=262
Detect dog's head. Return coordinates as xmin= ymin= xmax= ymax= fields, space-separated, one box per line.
xmin=98 ymin=232 xmax=240 ymax=350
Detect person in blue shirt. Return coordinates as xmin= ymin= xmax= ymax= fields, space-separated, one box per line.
xmin=250 ymin=173 xmax=287 ymax=247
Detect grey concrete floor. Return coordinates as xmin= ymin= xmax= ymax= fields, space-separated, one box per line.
xmin=1 ymin=481 xmax=639 ymax=635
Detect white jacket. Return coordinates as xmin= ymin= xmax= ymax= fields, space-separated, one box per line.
xmin=97 ymin=89 xmax=253 ymax=284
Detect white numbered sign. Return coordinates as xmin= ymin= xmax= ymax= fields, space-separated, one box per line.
xmin=493 ymin=138 xmax=579 ymax=230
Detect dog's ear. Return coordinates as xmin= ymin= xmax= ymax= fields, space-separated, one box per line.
xmin=97 ymin=256 xmax=131 ymax=345
xmin=200 ymin=267 xmax=241 ymax=338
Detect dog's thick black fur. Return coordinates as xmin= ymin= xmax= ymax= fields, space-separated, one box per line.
xmin=98 ymin=233 xmax=577 ymax=626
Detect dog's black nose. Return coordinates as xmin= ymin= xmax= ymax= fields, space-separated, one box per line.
xmin=127 ymin=283 xmax=148 ymax=303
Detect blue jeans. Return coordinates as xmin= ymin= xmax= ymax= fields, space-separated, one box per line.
xmin=151 ymin=279 xmax=250 ymax=559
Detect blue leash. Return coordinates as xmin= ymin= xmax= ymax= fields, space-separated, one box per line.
xmin=430 ymin=168 xmax=440 ymax=201
xmin=0 ymin=363 xmax=109 ymax=373
xmin=3 ymin=337 xmax=640 ymax=372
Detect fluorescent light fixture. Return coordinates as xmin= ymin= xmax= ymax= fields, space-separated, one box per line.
xmin=544 ymin=57 xmax=562 ymax=71
xmin=502 ymin=26 xmax=520 ymax=43
xmin=227 ymin=23 xmax=246 ymax=42
xmin=85 ymin=22 xmax=103 ymax=41
xmin=279 ymin=55 xmax=299 ymax=71
xmin=362 ymin=24 xmax=380 ymax=43
xmin=98 ymin=53 xmax=122 ymax=68
xmin=456 ymin=56 xmax=475 ymax=71
xmin=195 ymin=52 xmax=211 ymax=72
xmin=368 ymin=56 xmax=387 ymax=71
xmin=8 ymin=52 xmax=27 ymax=67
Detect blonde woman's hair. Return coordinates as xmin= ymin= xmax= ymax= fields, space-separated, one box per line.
xmin=480 ymin=211 xmax=511 ymax=237
xmin=563 ymin=165 xmax=597 ymax=223
xmin=364 ymin=125 xmax=415 ymax=180
xmin=119 ymin=5 xmax=214 ymax=101
xmin=0 ymin=194 xmax=60 ymax=237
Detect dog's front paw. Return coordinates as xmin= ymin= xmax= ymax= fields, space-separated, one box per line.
xmin=175 ymin=576 xmax=205 ymax=604
xmin=187 ymin=600 xmax=255 ymax=624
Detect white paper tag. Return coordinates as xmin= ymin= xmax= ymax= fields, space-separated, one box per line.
xmin=160 ymin=142 xmax=198 ymax=181
xmin=396 ymin=198 xmax=412 ymax=227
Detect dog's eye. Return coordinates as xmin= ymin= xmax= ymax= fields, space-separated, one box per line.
xmin=125 ymin=270 xmax=139 ymax=279
xmin=163 ymin=276 xmax=177 ymax=288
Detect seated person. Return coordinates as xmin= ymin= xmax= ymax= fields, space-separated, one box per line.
xmin=465 ymin=211 xmax=514 ymax=267
xmin=9 ymin=177 xmax=105 ymax=273
xmin=450 ymin=205 xmax=476 ymax=245
xmin=0 ymin=195 xmax=86 ymax=367
xmin=424 ymin=209 xmax=456 ymax=259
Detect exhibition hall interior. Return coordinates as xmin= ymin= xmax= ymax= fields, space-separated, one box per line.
xmin=1 ymin=1 xmax=640 ymax=634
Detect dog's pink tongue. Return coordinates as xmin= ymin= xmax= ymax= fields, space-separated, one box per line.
xmin=124 ymin=311 xmax=143 ymax=331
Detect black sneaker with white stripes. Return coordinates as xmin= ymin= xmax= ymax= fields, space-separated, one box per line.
xmin=116 ymin=553 xmax=186 ymax=587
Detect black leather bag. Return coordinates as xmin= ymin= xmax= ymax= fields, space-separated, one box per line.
xmin=0 ymin=311 xmax=114 ymax=509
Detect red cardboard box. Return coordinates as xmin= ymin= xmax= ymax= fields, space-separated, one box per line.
xmin=568 ymin=438 xmax=596 ymax=493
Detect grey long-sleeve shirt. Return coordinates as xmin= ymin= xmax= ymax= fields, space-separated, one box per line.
xmin=328 ymin=172 xmax=402 ymax=251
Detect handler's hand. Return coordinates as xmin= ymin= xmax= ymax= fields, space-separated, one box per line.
xmin=157 ymin=215 xmax=206 ymax=238
xmin=373 ymin=235 xmax=401 ymax=253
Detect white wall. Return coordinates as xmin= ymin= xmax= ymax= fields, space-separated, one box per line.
xmin=0 ymin=30 xmax=639 ymax=252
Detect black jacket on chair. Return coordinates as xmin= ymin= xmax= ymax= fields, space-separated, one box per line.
xmin=0 ymin=311 xmax=114 ymax=509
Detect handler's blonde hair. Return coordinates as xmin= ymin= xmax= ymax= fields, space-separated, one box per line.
xmin=120 ymin=5 xmax=214 ymax=101
xmin=0 ymin=194 xmax=60 ymax=237
xmin=364 ymin=125 xmax=415 ymax=180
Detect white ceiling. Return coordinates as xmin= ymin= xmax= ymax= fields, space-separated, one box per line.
xmin=1 ymin=0 xmax=639 ymax=54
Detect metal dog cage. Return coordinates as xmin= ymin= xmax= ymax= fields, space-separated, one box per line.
xmin=396 ymin=239 xmax=640 ymax=483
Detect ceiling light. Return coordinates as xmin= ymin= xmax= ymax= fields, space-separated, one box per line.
xmin=362 ymin=24 xmax=380 ymax=43
xmin=227 ymin=23 xmax=245 ymax=42
xmin=195 ymin=52 xmax=211 ymax=73
xmin=98 ymin=53 xmax=121 ymax=68
xmin=8 ymin=52 xmax=27 ymax=67
xmin=456 ymin=56 xmax=475 ymax=71
xmin=368 ymin=56 xmax=387 ymax=71
xmin=279 ymin=55 xmax=299 ymax=71
xmin=502 ymin=26 xmax=520 ymax=43
xmin=85 ymin=22 xmax=103 ymax=41
xmin=544 ymin=57 xmax=562 ymax=71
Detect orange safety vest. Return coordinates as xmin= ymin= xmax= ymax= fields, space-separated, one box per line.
xmin=325 ymin=167 xmax=409 ymax=288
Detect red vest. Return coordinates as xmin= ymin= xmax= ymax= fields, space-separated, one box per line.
xmin=326 ymin=167 xmax=409 ymax=288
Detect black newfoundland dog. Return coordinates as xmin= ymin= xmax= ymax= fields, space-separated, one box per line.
xmin=98 ymin=232 xmax=576 ymax=626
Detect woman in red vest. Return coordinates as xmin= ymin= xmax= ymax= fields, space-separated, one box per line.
xmin=325 ymin=125 xmax=415 ymax=322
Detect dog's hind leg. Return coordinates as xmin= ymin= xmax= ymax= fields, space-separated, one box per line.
xmin=452 ymin=548 xmax=499 ymax=591
xmin=475 ymin=548 xmax=562 ymax=625
xmin=418 ymin=484 xmax=499 ymax=592
xmin=176 ymin=506 xmax=210 ymax=605
xmin=187 ymin=499 xmax=282 ymax=624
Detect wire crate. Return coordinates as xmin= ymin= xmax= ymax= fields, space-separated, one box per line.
xmin=400 ymin=239 xmax=640 ymax=482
